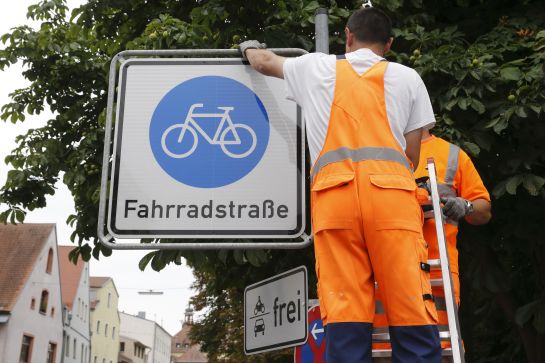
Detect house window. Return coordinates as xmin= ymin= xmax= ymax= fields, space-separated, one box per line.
xmin=51 ymin=307 xmax=55 ymax=317
xmin=46 ymin=342 xmax=57 ymax=363
xmin=46 ymin=248 xmax=54 ymax=274
xmin=73 ymin=338 xmax=76 ymax=359
xmin=19 ymin=335 xmax=33 ymax=363
xmin=96 ymin=320 xmax=100 ymax=334
xmin=112 ymin=327 xmax=116 ymax=339
xmin=39 ymin=290 xmax=49 ymax=314
xmin=107 ymin=293 xmax=111 ymax=308
xmin=30 ymin=298 xmax=35 ymax=310
xmin=120 ymin=342 xmax=125 ymax=352
xmin=81 ymin=343 xmax=84 ymax=363
xmin=93 ymin=356 xmax=97 ymax=363
xmin=176 ymin=343 xmax=181 ymax=348
xmin=65 ymin=335 xmax=70 ymax=357
xmin=105 ymin=323 xmax=108 ymax=337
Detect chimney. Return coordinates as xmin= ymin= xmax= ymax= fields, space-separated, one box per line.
xmin=137 ymin=311 xmax=146 ymax=319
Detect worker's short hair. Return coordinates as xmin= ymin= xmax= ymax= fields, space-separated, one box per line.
xmin=346 ymin=7 xmax=392 ymax=44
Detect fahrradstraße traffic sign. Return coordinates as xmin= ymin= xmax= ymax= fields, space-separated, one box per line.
xmin=107 ymin=57 xmax=305 ymax=239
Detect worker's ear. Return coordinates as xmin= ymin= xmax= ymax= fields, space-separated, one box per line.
xmin=345 ymin=27 xmax=354 ymax=52
xmin=384 ymin=37 xmax=394 ymax=53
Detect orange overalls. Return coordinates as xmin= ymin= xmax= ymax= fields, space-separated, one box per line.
xmin=312 ymin=56 xmax=440 ymax=362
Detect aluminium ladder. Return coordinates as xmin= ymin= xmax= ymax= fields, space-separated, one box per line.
xmin=371 ymin=158 xmax=465 ymax=363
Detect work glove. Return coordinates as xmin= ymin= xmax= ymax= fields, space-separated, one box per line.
xmin=437 ymin=183 xmax=456 ymax=199
xmin=239 ymin=40 xmax=266 ymax=59
xmin=441 ymin=197 xmax=471 ymax=221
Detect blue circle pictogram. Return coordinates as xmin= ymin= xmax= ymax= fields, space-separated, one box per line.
xmin=149 ymin=76 xmax=270 ymax=188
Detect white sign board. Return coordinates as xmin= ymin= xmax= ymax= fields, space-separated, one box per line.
xmin=244 ymin=266 xmax=308 ymax=355
xmin=107 ymin=59 xmax=305 ymax=239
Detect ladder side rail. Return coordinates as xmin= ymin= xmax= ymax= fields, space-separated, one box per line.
xmin=427 ymin=158 xmax=465 ymax=363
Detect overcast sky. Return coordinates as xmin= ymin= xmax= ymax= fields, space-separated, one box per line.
xmin=0 ymin=0 xmax=195 ymax=336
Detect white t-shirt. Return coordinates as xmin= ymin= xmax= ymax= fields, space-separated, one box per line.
xmin=283 ymin=48 xmax=435 ymax=164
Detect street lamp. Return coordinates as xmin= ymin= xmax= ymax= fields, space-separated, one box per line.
xmin=137 ymin=289 xmax=164 ymax=295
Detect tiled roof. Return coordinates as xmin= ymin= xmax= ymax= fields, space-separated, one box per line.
xmin=172 ymin=324 xmax=208 ymax=363
xmin=0 ymin=223 xmax=55 ymax=312
xmin=58 ymin=245 xmax=85 ymax=310
xmin=90 ymin=276 xmax=110 ymax=288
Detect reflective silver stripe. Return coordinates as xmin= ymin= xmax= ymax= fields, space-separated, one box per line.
xmin=442 ymin=143 xmax=460 ymax=226
xmin=444 ymin=143 xmax=460 ymax=185
xmin=375 ymin=300 xmax=385 ymax=314
xmin=373 ymin=327 xmax=389 ymax=334
xmin=311 ymin=146 xmax=411 ymax=182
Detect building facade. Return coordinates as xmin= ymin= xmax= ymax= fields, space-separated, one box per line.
xmin=0 ymin=224 xmax=63 ymax=363
xmin=118 ymin=335 xmax=149 ymax=363
xmin=89 ymin=277 xmax=120 ymax=363
xmin=120 ymin=312 xmax=172 ymax=363
xmin=58 ymin=245 xmax=91 ymax=363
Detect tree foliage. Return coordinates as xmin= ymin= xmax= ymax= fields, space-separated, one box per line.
xmin=1 ymin=0 xmax=545 ymax=361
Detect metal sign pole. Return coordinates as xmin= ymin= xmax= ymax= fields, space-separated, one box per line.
xmin=98 ymin=48 xmax=312 ymax=250
xmin=315 ymin=8 xmax=329 ymax=54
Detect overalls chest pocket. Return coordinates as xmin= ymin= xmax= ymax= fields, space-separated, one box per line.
xmin=311 ymin=171 xmax=357 ymax=233
xmin=368 ymin=173 xmax=423 ymax=232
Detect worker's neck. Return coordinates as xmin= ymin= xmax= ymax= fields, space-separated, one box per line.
xmin=348 ymin=42 xmax=385 ymax=57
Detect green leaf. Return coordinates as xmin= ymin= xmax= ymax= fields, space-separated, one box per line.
xmin=463 ymin=142 xmax=480 ymax=156
xmin=458 ymin=98 xmax=468 ymax=110
xmin=245 ymin=250 xmax=261 ymax=267
xmin=302 ymin=1 xmax=319 ymax=12
xmin=139 ymin=252 xmax=155 ymax=271
xmin=533 ymin=304 xmax=545 ymax=333
xmin=218 ymin=250 xmax=228 ymax=264
xmin=523 ymin=175 xmax=545 ymax=196
xmin=505 ymin=175 xmax=523 ymax=195
xmin=515 ymin=106 xmax=527 ymax=118
xmin=493 ymin=118 xmax=509 ymax=133
xmin=471 ymin=99 xmax=486 ymax=114
xmin=484 ymin=117 xmax=499 ymax=128
xmin=529 ymin=104 xmax=541 ymax=115
xmin=500 ymin=67 xmax=523 ymax=81
xmin=515 ymin=300 xmax=541 ymax=327
xmin=233 ymin=250 xmax=244 ymax=265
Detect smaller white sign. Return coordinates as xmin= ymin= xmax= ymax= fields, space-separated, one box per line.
xmin=244 ymin=266 xmax=308 ymax=355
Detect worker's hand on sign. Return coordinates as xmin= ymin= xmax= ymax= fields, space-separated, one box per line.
xmin=239 ymin=40 xmax=267 ymax=59
xmin=441 ymin=197 xmax=470 ymax=221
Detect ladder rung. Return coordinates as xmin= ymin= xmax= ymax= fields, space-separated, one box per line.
xmin=431 ymin=278 xmax=443 ymax=286
xmin=428 ymin=259 xmax=441 ymax=268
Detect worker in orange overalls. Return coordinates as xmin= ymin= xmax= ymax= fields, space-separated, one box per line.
xmin=416 ymin=129 xmax=491 ymax=322
xmin=373 ymin=129 xmax=492 ymax=358
xmin=241 ymin=6 xmax=441 ymax=363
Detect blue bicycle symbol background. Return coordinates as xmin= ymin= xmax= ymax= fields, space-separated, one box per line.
xmin=149 ymin=76 xmax=270 ymax=188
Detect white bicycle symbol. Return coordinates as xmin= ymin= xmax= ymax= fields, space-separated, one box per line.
xmin=161 ymin=103 xmax=257 ymax=159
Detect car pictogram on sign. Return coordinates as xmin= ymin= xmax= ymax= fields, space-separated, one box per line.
xmin=254 ymin=318 xmax=265 ymax=337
